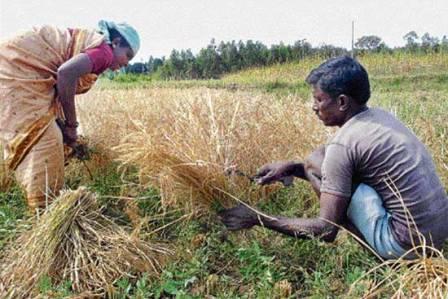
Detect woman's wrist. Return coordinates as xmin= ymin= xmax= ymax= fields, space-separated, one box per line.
xmin=65 ymin=120 xmax=79 ymax=128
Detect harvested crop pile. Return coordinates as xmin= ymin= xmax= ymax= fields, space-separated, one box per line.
xmin=0 ymin=187 xmax=171 ymax=298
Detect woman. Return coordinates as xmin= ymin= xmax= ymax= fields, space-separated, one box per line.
xmin=0 ymin=20 xmax=139 ymax=211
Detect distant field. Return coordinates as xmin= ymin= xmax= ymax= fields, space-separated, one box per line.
xmin=1 ymin=52 xmax=447 ymax=297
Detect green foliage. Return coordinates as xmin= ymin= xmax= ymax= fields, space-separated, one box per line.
xmin=0 ymin=185 xmax=25 ymax=250
xmin=118 ymin=31 xmax=447 ymax=81
xmin=120 ymin=38 xmax=346 ymax=80
xmin=236 ymin=241 xmax=277 ymax=286
xmin=356 ymin=35 xmax=384 ymax=51
xmin=37 ymin=275 xmax=52 ymax=294
xmin=114 ymin=277 xmax=133 ymax=298
xmin=38 ymin=275 xmax=73 ymax=298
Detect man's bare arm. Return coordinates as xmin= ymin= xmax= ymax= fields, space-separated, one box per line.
xmin=220 ymin=192 xmax=349 ymax=242
xmin=259 ymin=193 xmax=349 ymax=241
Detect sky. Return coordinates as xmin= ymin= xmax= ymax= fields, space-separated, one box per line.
xmin=1 ymin=0 xmax=447 ymax=62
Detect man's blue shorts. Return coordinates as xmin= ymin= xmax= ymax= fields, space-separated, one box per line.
xmin=347 ymin=183 xmax=413 ymax=260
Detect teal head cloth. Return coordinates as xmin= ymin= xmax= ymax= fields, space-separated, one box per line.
xmin=98 ymin=20 xmax=140 ymax=56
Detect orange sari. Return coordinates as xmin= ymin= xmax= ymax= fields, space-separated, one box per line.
xmin=0 ymin=25 xmax=104 ymax=209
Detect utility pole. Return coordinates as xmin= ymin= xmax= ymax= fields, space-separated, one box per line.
xmin=351 ymin=20 xmax=355 ymax=58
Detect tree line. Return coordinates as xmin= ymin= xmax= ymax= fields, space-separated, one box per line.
xmin=124 ymin=31 xmax=448 ymax=80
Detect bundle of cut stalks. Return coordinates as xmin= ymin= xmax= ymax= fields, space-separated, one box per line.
xmin=77 ymin=88 xmax=330 ymax=212
xmin=0 ymin=187 xmax=170 ymax=298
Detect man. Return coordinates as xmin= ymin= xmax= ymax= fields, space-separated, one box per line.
xmin=219 ymin=56 xmax=448 ymax=260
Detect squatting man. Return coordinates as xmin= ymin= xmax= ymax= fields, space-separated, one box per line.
xmin=219 ymin=56 xmax=448 ymax=260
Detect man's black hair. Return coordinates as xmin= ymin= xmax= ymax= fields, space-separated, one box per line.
xmin=306 ymin=56 xmax=371 ymax=104
xmin=108 ymin=28 xmax=131 ymax=48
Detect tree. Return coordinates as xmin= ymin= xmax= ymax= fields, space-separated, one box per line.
xmin=318 ymin=44 xmax=347 ymax=58
xmin=127 ymin=62 xmax=147 ymax=74
xmin=268 ymin=42 xmax=291 ymax=64
xmin=182 ymin=49 xmax=200 ymax=79
xmin=196 ymin=39 xmax=223 ymax=79
xmin=291 ymin=39 xmax=312 ymax=60
xmin=167 ymin=49 xmax=185 ymax=79
xmin=421 ymin=32 xmax=439 ymax=51
xmin=147 ymin=56 xmax=164 ymax=73
xmin=442 ymin=35 xmax=448 ymax=45
xmin=355 ymin=35 xmax=383 ymax=51
xmin=442 ymin=35 xmax=448 ymax=52
xmin=218 ymin=41 xmax=242 ymax=72
xmin=403 ymin=31 xmax=419 ymax=52
xmin=403 ymin=31 xmax=419 ymax=46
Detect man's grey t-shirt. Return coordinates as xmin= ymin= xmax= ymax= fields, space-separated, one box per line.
xmin=321 ymin=107 xmax=448 ymax=249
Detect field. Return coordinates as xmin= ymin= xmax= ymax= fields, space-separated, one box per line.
xmin=1 ymin=52 xmax=448 ymax=298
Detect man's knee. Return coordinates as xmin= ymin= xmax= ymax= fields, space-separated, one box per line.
xmin=303 ymin=146 xmax=325 ymax=195
xmin=304 ymin=145 xmax=325 ymax=177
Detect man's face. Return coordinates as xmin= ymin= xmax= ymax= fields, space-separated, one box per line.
xmin=311 ymin=86 xmax=343 ymax=127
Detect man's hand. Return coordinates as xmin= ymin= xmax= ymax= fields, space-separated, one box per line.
xmin=219 ymin=204 xmax=259 ymax=231
xmin=254 ymin=161 xmax=295 ymax=186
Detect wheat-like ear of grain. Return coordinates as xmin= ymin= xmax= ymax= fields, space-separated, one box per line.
xmin=0 ymin=187 xmax=171 ymax=298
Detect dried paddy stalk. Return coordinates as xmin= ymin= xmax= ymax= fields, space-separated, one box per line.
xmin=352 ymin=247 xmax=448 ymax=299
xmin=351 ymin=179 xmax=448 ymax=299
xmin=78 ymin=88 xmax=329 ymax=211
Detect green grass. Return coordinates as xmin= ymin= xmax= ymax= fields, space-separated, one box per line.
xmin=0 ymin=185 xmax=25 ymax=250
xmin=1 ymin=52 xmax=447 ymax=297
xmin=0 ymin=165 xmax=380 ymax=297
xmin=0 ymin=172 xmax=384 ymax=297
